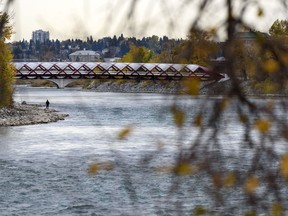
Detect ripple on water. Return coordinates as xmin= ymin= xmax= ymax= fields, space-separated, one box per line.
xmin=1 ymin=88 xmax=287 ymax=215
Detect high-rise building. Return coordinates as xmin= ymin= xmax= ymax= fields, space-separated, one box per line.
xmin=32 ymin=29 xmax=49 ymax=43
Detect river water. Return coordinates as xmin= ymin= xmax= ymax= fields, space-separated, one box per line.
xmin=0 ymin=87 xmax=287 ymax=215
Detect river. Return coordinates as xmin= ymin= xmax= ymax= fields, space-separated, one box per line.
xmin=0 ymin=86 xmax=287 ymax=215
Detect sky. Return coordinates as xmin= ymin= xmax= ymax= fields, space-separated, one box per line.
xmin=3 ymin=0 xmax=288 ymax=42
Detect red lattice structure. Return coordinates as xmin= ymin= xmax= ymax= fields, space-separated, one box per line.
xmin=14 ymin=62 xmax=224 ymax=81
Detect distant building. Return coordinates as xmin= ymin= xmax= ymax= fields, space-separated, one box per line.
xmin=32 ymin=29 xmax=50 ymax=43
xmin=69 ymin=50 xmax=101 ymax=62
xmin=234 ymin=30 xmax=269 ymax=47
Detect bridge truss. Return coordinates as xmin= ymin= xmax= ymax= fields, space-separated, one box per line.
xmin=15 ymin=62 xmax=223 ymax=82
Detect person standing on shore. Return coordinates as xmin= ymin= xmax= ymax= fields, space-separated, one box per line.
xmin=46 ymin=100 xmax=50 ymax=109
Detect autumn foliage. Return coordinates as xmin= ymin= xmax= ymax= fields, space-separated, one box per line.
xmin=0 ymin=12 xmax=15 ymax=108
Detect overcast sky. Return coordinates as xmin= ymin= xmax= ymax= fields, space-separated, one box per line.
xmin=3 ymin=0 xmax=287 ymax=41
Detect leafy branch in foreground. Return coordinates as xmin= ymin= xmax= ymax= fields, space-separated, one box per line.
xmin=94 ymin=1 xmax=288 ymax=215
xmin=39 ymin=0 xmax=288 ymax=215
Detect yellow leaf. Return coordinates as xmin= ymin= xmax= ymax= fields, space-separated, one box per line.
xmin=87 ymin=162 xmax=114 ymax=175
xmin=280 ymin=154 xmax=288 ymax=178
xmin=263 ymin=59 xmax=279 ymax=73
xmin=244 ymin=175 xmax=259 ymax=193
xmin=88 ymin=163 xmax=99 ymax=175
xmin=271 ymin=203 xmax=282 ymax=216
xmin=224 ymin=172 xmax=236 ymax=187
xmin=117 ymin=127 xmax=132 ymax=140
xmin=174 ymin=162 xmax=197 ymax=176
xmin=255 ymin=118 xmax=271 ymax=134
xmin=194 ymin=114 xmax=202 ymax=127
xmin=183 ymin=78 xmax=200 ymax=96
xmin=171 ymin=106 xmax=185 ymax=127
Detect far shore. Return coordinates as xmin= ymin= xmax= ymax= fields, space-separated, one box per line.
xmin=2 ymin=81 xmax=287 ymax=127
xmin=16 ymin=80 xmax=288 ymax=98
xmin=83 ymin=79 xmax=288 ymax=97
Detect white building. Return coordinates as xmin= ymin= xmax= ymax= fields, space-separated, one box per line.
xmin=69 ymin=50 xmax=101 ymax=62
xmin=32 ymin=30 xmax=49 ymax=43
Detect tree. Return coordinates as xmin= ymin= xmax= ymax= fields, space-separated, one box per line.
xmin=150 ymin=29 xmax=216 ymax=65
xmin=228 ymin=31 xmax=268 ymax=81
xmin=269 ymin=19 xmax=288 ymax=36
xmin=174 ymin=28 xmax=216 ymax=66
xmin=0 ymin=12 xmax=15 ymax=108
xmin=121 ymin=44 xmax=154 ymax=63
xmin=150 ymin=39 xmax=179 ymax=63
xmin=148 ymin=35 xmax=161 ymax=54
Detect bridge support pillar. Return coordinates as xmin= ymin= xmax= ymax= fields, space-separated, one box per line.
xmin=50 ymin=79 xmax=75 ymax=88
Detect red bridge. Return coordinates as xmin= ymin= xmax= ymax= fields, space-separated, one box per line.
xmin=14 ymin=62 xmax=224 ymax=88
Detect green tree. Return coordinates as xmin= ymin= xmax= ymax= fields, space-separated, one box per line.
xmin=174 ymin=29 xmax=217 ymax=65
xmin=121 ymin=44 xmax=154 ymax=63
xmin=148 ymin=35 xmax=161 ymax=54
xmin=152 ymin=29 xmax=217 ymax=65
xmin=150 ymin=39 xmax=179 ymax=63
xmin=0 ymin=12 xmax=15 ymax=108
xmin=269 ymin=19 xmax=288 ymax=36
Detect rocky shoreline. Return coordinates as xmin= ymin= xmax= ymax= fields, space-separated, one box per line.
xmin=85 ymin=79 xmax=218 ymax=94
xmin=85 ymin=79 xmax=288 ymax=96
xmin=0 ymin=103 xmax=69 ymax=127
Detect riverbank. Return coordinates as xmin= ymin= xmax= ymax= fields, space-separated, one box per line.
xmin=85 ymin=79 xmax=218 ymax=94
xmin=0 ymin=103 xmax=69 ymax=127
xmin=85 ymin=79 xmax=288 ymax=96
xmin=85 ymin=80 xmax=181 ymax=94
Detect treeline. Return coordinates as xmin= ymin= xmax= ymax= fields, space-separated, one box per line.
xmin=122 ymin=29 xmax=220 ymax=66
xmin=10 ymin=34 xmax=183 ymax=62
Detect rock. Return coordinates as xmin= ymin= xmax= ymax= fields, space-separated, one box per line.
xmin=0 ymin=104 xmax=68 ymax=127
